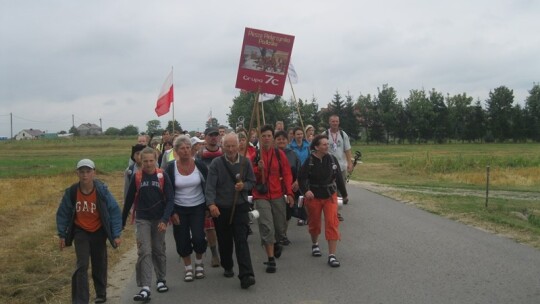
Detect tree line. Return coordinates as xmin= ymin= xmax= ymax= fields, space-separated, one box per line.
xmin=227 ymin=83 xmax=540 ymax=143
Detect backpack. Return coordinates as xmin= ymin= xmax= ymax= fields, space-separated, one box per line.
xmin=130 ymin=168 xmax=165 ymax=223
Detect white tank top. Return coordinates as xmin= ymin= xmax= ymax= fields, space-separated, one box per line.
xmin=174 ymin=165 xmax=205 ymax=207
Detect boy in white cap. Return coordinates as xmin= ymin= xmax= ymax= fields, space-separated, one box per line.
xmin=56 ymin=159 xmax=122 ymax=304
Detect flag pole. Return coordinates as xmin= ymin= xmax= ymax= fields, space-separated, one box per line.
xmin=171 ymin=66 xmax=175 ymax=134
xmin=260 ymin=93 xmax=266 ymax=125
xmin=288 ymin=74 xmax=304 ymax=131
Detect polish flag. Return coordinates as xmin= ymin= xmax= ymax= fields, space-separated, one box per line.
xmin=155 ymin=71 xmax=174 ymax=117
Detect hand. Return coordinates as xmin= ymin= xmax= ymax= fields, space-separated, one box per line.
xmin=157 ymin=221 xmax=167 ymax=232
xmin=347 ymin=162 xmax=353 ymax=173
xmin=171 ymin=213 xmax=180 ymax=225
xmin=257 ymin=160 xmax=264 ymax=170
xmin=235 ymin=181 xmax=244 ymax=192
xmin=209 ymin=204 xmax=220 ymax=218
xmin=305 ymin=190 xmax=314 ymax=199
xmin=59 ymin=238 xmax=65 ymax=251
xmin=292 ymin=181 xmax=299 ymax=192
xmin=114 ymin=238 xmax=122 ymax=248
xmin=287 ymin=195 xmax=295 ymax=207
xmin=343 ymin=197 xmax=349 ymax=204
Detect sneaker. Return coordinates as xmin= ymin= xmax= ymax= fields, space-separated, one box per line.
xmin=264 ymin=260 xmax=276 ymax=273
xmin=337 ymin=213 xmax=344 ymax=221
xmin=240 ymin=275 xmax=256 ymax=289
xmin=223 ymin=268 xmax=235 ymax=278
xmin=94 ymin=296 xmax=107 ymax=304
xmin=297 ymin=219 xmax=304 ymax=226
xmin=280 ymin=237 xmax=291 ymax=246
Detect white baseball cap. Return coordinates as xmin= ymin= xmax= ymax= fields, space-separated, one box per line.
xmin=76 ymin=159 xmax=95 ymax=169
xmin=190 ymin=137 xmax=205 ymax=146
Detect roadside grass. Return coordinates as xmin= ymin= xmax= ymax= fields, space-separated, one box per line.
xmin=350 ymin=142 xmax=540 ymax=249
xmin=387 ymin=191 xmax=540 ymax=248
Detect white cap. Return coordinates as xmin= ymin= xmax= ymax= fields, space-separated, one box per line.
xmin=76 ymin=159 xmax=95 ymax=169
xmin=190 ymin=137 xmax=205 ymax=146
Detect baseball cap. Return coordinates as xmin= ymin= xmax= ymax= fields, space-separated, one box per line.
xmin=190 ymin=137 xmax=205 ymax=146
xmin=204 ymin=127 xmax=219 ymax=136
xmin=76 ymin=159 xmax=95 ymax=170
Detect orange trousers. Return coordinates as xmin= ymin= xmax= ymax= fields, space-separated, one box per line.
xmin=305 ymin=193 xmax=340 ymax=241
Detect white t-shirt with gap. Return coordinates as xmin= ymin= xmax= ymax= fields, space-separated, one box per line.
xmin=174 ymin=165 xmax=205 ymax=207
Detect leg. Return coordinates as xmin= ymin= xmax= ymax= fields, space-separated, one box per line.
xmin=135 ymin=219 xmax=153 ymax=288
xmin=89 ymin=229 xmax=108 ymax=300
xmin=232 ymin=204 xmax=254 ymax=280
xmin=213 ymin=208 xmax=234 ymax=274
xmin=72 ymin=228 xmax=91 ymax=304
xmin=151 ymin=219 xmax=167 ymax=283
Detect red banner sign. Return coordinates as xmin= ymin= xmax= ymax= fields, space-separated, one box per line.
xmin=235 ymin=27 xmax=295 ymax=96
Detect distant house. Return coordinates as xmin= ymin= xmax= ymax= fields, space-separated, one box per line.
xmin=40 ymin=133 xmax=59 ymax=139
xmin=77 ymin=123 xmax=102 ymax=136
xmin=15 ymin=128 xmax=45 ymax=140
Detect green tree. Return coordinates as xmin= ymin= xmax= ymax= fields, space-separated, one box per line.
xmin=104 ymin=127 xmax=120 ymax=136
xmin=486 ymin=86 xmax=514 ymax=142
xmin=525 ymin=83 xmax=540 ymax=141
xmin=463 ymin=99 xmax=486 ymax=142
xmin=375 ymin=84 xmax=399 ymax=143
xmin=429 ymin=89 xmax=449 ymax=143
xmin=404 ymin=89 xmax=435 ymax=143
xmin=447 ymin=93 xmax=473 ymax=141
xmin=165 ymin=120 xmax=182 ymax=133
xmin=355 ymin=93 xmax=374 ymax=143
xmin=119 ymin=125 xmax=139 ymax=136
xmin=510 ymin=104 xmax=527 ymax=142
xmin=227 ymin=91 xmax=291 ymax=131
xmin=146 ymin=120 xmax=162 ymax=136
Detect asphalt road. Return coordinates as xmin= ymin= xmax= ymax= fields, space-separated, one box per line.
xmin=120 ymin=184 xmax=540 ymax=304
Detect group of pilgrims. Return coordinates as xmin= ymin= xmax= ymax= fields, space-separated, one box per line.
xmin=122 ymin=115 xmax=352 ymax=300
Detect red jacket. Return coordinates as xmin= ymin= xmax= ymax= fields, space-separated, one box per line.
xmin=252 ymin=147 xmax=293 ymax=200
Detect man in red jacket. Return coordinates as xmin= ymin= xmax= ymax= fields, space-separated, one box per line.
xmin=252 ymin=124 xmax=294 ymax=273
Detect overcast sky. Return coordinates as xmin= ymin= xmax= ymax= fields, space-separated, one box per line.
xmin=1 ymin=0 xmax=539 ymax=136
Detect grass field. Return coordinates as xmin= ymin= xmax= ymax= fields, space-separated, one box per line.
xmin=0 ymin=138 xmax=539 ymax=303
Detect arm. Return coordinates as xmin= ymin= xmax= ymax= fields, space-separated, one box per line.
xmin=333 ymin=156 xmax=348 ymax=198
xmin=161 ymin=173 xmax=175 ymax=223
xmin=103 ymin=186 xmax=122 ymax=247
xmin=122 ymin=179 xmax=136 ymax=228
xmin=56 ymin=189 xmax=73 ymax=250
xmin=205 ymin=159 xmax=220 ymax=217
xmin=343 ymin=132 xmax=353 ymax=173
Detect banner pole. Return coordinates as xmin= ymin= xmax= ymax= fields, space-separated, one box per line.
xmin=288 ymin=74 xmax=304 ymax=131
xmin=171 ymin=66 xmax=175 ymax=134
xmin=260 ymin=94 xmax=266 ymax=125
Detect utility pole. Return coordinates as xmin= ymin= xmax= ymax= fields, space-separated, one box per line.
xmin=99 ymin=118 xmax=102 ymax=131
xmin=10 ymin=112 xmax=13 ymax=140
xmin=72 ymin=114 xmax=75 ymax=128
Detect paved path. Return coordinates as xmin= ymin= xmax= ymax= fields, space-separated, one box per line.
xmin=120 ymin=184 xmax=540 ymax=304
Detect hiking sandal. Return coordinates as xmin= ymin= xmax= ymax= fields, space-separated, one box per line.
xmin=133 ymin=288 xmax=151 ymax=301
xmin=328 ymin=255 xmax=340 ymax=267
xmin=195 ymin=263 xmax=205 ymax=279
xmin=156 ymin=280 xmax=168 ymax=292
xmin=184 ymin=270 xmax=194 ymax=282
xmin=311 ymin=244 xmax=322 ymax=257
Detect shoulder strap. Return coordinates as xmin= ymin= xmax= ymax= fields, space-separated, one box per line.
xmin=220 ymin=156 xmax=239 ymax=181
xmin=275 ymin=148 xmax=283 ymax=175
xmin=156 ymin=168 xmax=165 ymax=191
xmin=69 ymin=183 xmax=78 ymax=205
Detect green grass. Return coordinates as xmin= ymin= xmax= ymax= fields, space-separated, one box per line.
xmin=0 ymin=137 xmax=134 ymax=178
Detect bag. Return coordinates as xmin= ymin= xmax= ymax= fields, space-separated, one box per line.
xmin=291 ymin=201 xmax=307 ymax=220
xmin=255 ymin=183 xmax=268 ymax=194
